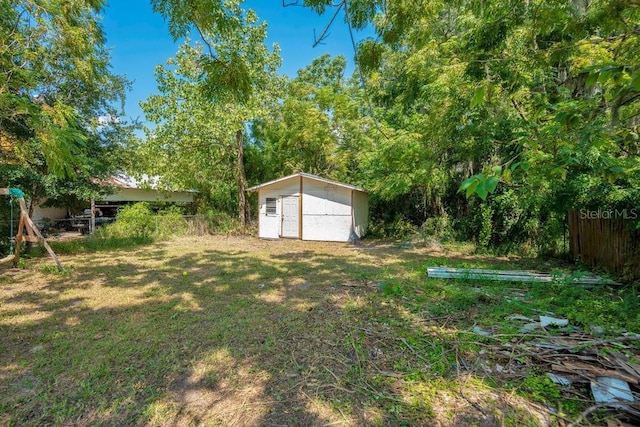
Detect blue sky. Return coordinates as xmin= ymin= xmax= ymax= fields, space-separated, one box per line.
xmin=101 ymin=0 xmax=373 ymax=124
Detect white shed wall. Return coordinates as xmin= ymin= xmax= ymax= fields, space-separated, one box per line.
xmin=302 ymin=179 xmax=353 ymax=241
xmin=352 ymin=190 xmax=368 ymax=238
xmin=257 ymin=178 xmax=301 ymax=239
xmin=302 ymin=215 xmax=353 ymax=241
xmin=253 ymin=174 xmax=369 ymax=242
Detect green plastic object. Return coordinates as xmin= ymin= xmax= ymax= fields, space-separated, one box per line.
xmin=8 ymin=188 xmax=24 ymax=198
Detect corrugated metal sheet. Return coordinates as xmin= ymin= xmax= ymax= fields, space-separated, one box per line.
xmin=247 ymin=172 xmax=367 ymax=193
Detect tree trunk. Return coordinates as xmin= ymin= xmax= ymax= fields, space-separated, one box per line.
xmin=236 ymin=129 xmax=248 ymax=230
xmin=27 ymin=197 xmax=36 ymax=219
xmin=611 ymin=97 xmax=621 ymax=129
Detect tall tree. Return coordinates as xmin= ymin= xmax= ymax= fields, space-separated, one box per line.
xmin=0 ymin=0 xmax=131 ymax=213
xmin=0 ymin=0 xmax=129 ymax=177
xmin=140 ymin=3 xmax=281 ymax=227
xmin=253 ymin=54 xmax=371 ymax=182
xmin=300 ymin=0 xmax=640 ymax=247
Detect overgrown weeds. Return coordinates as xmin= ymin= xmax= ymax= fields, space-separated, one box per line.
xmin=97 ymin=203 xmax=188 ymax=239
xmin=48 ymin=203 xmax=251 ymax=256
xmin=184 ymin=211 xmax=253 ymax=236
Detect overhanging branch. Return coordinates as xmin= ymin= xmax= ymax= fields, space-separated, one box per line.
xmin=312 ymin=1 xmax=345 ymax=47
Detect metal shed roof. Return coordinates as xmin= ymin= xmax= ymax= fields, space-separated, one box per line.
xmin=246 ymin=172 xmax=367 ymax=193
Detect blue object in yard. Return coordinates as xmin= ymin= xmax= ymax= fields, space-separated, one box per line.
xmin=8 ymin=188 xmax=24 ymax=198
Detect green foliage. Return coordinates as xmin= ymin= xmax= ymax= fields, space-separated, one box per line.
xmin=477 ymin=205 xmax=493 ymax=248
xmin=296 ymin=0 xmax=640 ymax=255
xmin=459 ymin=170 xmax=501 ymax=201
xmin=419 ymin=215 xmax=454 ymax=243
xmin=0 ymin=196 xmax=15 ymax=256
xmin=519 ymin=372 xmax=562 ymax=404
xmin=96 ymin=203 xmax=188 ymax=239
xmin=100 ymin=203 xmax=156 ymax=238
xmin=155 ymin=206 xmax=189 ymax=238
xmin=139 ymin=4 xmax=281 ymax=226
xmin=252 ymin=54 xmax=364 ymax=181
xmin=177 ymin=210 xmax=243 ymax=236
xmin=368 ymin=215 xmax=417 ymax=240
xmin=529 ymin=281 xmax=640 ymax=333
xmin=200 ymin=210 xmax=242 ymax=234
xmin=0 ymin=0 xmax=134 ymax=209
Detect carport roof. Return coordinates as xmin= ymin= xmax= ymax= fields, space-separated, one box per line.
xmin=246 ymin=172 xmax=367 ymax=193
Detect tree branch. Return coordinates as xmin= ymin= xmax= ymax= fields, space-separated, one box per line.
xmin=511 ymin=98 xmax=540 ymax=137
xmin=194 ymin=22 xmax=216 ymax=59
xmin=620 ymin=92 xmax=640 ymax=107
xmin=312 ymin=1 xmax=345 ymax=47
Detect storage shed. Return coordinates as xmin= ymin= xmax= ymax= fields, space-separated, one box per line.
xmin=247 ymin=173 xmax=368 ymax=242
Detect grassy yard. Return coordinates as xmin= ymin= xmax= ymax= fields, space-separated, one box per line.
xmin=1 ymin=236 xmax=638 ymax=426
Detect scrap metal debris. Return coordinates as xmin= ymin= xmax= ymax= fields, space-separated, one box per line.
xmin=547 ymin=373 xmax=572 ymax=386
xmin=427 ymin=267 xmax=621 ymax=285
xmin=468 ymin=318 xmax=640 ymax=424
xmin=591 ymin=377 xmax=635 ymax=404
xmin=540 ymin=315 xmax=570 ymax=328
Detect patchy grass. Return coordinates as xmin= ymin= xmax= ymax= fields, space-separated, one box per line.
xmin=0 ymin=236 xmax=638 ymax=426
xmin=49 ymin=235 xmax=155 ymax=255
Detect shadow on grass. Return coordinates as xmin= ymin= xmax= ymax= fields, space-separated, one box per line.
xmin=0 ymin=237 xmax=566 ymax=426
xmin=49 ymin=235 xmax=156 ymax=255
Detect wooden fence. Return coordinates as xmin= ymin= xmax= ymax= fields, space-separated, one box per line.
xmin=568 ymin=210 xmax=640 ymax=280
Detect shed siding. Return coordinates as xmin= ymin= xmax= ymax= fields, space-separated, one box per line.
xmin=352 ymin=190 xmax=369 ymax=238
xmin=302 ymin=178 xmax=353 ymax=241
xmin=303 ymin=215 xmax=352 ymax=241
xmin=252 ymin=173 xmax=368 ymax=242
xmin=302 ymin=180 xmax=351 ymax=216
xmin=257 ymin=179 xmax=300 ymax=239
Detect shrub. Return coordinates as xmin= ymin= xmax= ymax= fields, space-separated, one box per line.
xmin=99 ymin=203 xmax=155 ymax=238
xmin=156 ymin=206 xmax=188 ymax=238
xmin=0 ymin=197 xmax=16 ymax=257
xmin=368 ymin=215 xmax=418 ymax=239
xmin=419 ymin=215 xmax=454 ymax=243
xmin=204 ymin=211 xmax=241 ymax=234
xmin=186 ymin=210 xmax=244 ymax=235
xmin=96 ymin=203 xmax=188 ymax=239
xmin=477 ymin=205 xmax=493 ymax=248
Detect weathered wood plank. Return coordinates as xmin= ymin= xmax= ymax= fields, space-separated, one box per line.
xmin=0 ymin=254 xmax=15 ymax=264
xmin=1 ymin=188 xmax=63 ymax=270
xmin=552 ymin=362 xmax=639 ymax=384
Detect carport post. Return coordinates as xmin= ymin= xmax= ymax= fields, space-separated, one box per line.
xmin=90 ymin=198 xmax=96 ymax=234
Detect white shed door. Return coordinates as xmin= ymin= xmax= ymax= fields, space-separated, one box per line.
xmin=281 ymin=196 xmax=299 ymax=238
